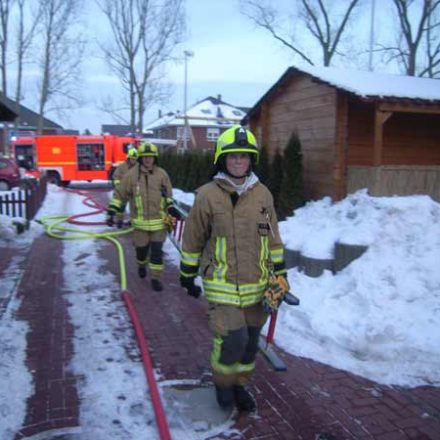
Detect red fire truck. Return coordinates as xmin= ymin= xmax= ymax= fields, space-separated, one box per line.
xmin=10 ymin=134 xmax=137 ymax=185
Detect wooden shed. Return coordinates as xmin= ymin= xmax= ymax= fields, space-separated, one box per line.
xmin=245 ymin=66 xmax=440 ymax=202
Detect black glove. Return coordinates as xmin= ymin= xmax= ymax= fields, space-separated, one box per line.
xmin=180 ymin=276 xmax=202 ymax=298
xmin=106 ymin=212 xmax=115 ymax=227
xmin=168 ymin=205 xmax=182 ymax=220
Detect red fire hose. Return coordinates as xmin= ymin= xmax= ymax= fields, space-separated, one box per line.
xmin=121 ymin=290 xmax=172 ymax=440
xmin=65 ymin=188 xmax=107 ymax=225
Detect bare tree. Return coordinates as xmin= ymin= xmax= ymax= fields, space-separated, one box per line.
xmin=97 ymin=0 xmax=185 ymax=133
xmin=239 ymin=0 xmax=361 ymax=66
xmin=35 ymin=0 xmax=85 ymax=133
xmin=424 ymin=2 xmax=440 ymax=77
xmin=381 ymin=0 xmax=440 ymax=77
xmin=13 ymin=0 xmax=41 ymax=120
xmin=0 ymin=0 xmax=14 ymax=94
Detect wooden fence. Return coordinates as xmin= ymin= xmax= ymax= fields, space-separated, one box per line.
xmin=347 ymin=165 xmax=440 ymax=202
xmin=0 ymin=177 xmax=47 ymax=221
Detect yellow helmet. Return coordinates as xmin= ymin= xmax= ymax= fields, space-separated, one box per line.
xmin=214 ymin=125 xmax=258 ymax=164
xmin=127 ymin=147 xmax=138 ymax=159
xmin=138 ymin=141 xmax=158 ymax=157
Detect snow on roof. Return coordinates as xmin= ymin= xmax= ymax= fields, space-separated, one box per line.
xmin=145 ymin=96 xmax=246 ymax=130
xmin=294 ymin=64 xmax=440 ymax=101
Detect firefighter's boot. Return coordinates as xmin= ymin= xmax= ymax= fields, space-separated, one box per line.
xmin=138 ymin=266 xmax=147 ymax=279
xmin=234 ymin=386 xmax=256 ymax=412
xmin=215 ymin=385 xmax=234 ymax=410
xmin=151 ymin=278 xmax=163 ymax=291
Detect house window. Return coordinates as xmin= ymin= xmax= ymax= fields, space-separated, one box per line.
xmin=177 ymin=126 xmax=190 ymax=140
xmin=207 ymin=127 xmax=220 ymax=141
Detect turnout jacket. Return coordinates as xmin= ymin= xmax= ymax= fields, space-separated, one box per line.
xmin=180 ymin=178 xmax=287 ymax=307
xmin=112 ymin=161 xmax=132 ymax=187
xmin=109 ymin=163 xmax=173 ymax=232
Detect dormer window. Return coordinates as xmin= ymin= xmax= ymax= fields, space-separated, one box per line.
xmin=207 ymin=127 xmax=220 ymax=141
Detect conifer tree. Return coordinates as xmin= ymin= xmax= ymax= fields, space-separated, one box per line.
xmin=256 ymin=144 xmax=270 ymax=185
xmin=277 ymin=132 xmax=304 ymax=219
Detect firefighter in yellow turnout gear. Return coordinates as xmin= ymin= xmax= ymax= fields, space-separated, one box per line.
xmin=110 ymin=147 xmax=139 ymax=228
xmin=180 ymin=125 xmax=288 ymax=412
xmin=107 ymin=141 xmax=181 ymax=291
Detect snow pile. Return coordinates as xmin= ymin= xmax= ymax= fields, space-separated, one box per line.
xmin=277 ymin=190 xmax=440 ymax=386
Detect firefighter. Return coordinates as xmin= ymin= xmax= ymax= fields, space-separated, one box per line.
xmin=110 ymin=146 xmax=139 ymax=228
xmin=179 ymin=125 xmax=288 ymax=412
xmin=107 ymin=141 xmax=180 ymax=291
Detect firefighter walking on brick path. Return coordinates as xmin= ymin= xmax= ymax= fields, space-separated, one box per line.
xmin=179 ymin=125 xmax=289 ymax=412
xmin=110 ymin=146 xmax=139 ymax=228
xmin=107 ymin=141 xmax=181 ymax=291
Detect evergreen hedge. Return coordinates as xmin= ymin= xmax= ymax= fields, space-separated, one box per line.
xmin=160 ymin=149 xmax=213 ymax=192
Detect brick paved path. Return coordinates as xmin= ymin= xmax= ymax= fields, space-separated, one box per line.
xmin=1 ymin=186 xmax=439 ymax=440
xmin=3 ymin=236 xmax=81 ymax=439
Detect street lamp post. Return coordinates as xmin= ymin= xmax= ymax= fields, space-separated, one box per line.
xmin=183 ymin=50 xmax=194 ymax=151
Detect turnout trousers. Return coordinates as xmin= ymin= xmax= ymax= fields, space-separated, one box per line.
xmin=133 ymin=229 xmax=167 ymax=280
xmin=208 ymin=302 xmax=268 ymax=388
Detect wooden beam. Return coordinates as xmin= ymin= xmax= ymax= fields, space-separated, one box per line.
xmin=334 ymin=93 xmax=348 ymax=200
xmin=378 ymin=102 xmax=440 ymax=114
xmin=373 ymin=109 xmax=392 ymax=166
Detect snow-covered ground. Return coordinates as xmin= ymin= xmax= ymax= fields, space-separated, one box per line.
xmin=0 ymin=183 xmax=439 ymax=439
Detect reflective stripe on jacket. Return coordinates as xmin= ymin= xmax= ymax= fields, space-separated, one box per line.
xmin=180 ymin=179 xmax=286 ymax=307
xmin=109 ymin=163 xmax=172 ymax=232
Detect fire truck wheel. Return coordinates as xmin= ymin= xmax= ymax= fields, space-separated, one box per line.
xmin=47 ymin=171 xmax=61 ymax=186
xmin=61 ymin=180 xmax=70 ymax=187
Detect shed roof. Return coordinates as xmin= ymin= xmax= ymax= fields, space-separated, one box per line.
xmin=246 ymin=65 xmax=440 ymax=119
xmin=0 ymin=94 xmax=18 ymax=121
xmin=1 ymin=95 xmax=62 ymax=129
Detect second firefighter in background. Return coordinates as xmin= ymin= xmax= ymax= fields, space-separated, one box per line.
xmin=110 ymin=147 xmax=139 ymax=228
xmin=107 ymin=141 xmax=180 ymax=291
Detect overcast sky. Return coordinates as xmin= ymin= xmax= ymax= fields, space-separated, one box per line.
xmin=71 ymin=0 xmax=294 ymax=134
xmin=18 ymin=0 xmax=397 ymax=134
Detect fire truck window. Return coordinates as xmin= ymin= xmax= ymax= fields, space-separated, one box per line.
xmin=77 ymin=143 xmax=105 ymax=171
xmin=15 ymin=144 xmax=36 ymax=170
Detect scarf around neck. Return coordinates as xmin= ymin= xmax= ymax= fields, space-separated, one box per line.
xmin=213 ymin=171 xmax=259 ymax=195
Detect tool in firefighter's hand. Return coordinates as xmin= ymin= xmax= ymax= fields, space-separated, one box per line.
xmin=262 ymin=274 xmax=299 ymax=313
xmin=167 ymin=205 xmax=182 ymax=220
xmin=164 ymin=214 xmax=177 ymax=232
xmin=283 ymin=291 xmax=300 ymax=306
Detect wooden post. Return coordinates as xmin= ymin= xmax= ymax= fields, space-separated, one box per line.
xmin=373 ymin=105 xmax=392 ymax=194
xmin=334 ymin=93 xmax=348 ymax=200
xmin=373 ymin=107 xmax=392 ymax=166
